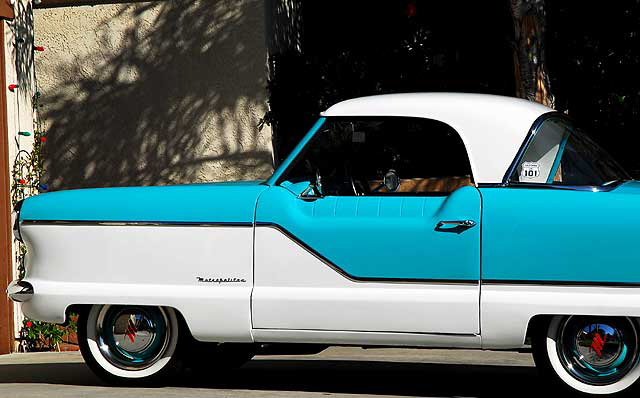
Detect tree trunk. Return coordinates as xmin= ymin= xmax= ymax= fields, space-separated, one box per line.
xmin=510 ymin=0 xmax=554 ymax=107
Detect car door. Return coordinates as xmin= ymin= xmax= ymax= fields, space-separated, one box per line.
xmin=252 ymin=116 xmax=481 ymax=335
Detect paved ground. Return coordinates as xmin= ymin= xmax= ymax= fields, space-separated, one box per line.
xmin=0 ymin=347 xmax=568 ymax=397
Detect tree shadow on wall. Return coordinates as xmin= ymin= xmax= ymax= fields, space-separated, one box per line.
xmin=36 ymin=0 xmax=273 ymax=190
xmin=12 ymin=1 xmax=35 ymax=94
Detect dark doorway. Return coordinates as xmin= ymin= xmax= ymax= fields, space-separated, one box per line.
xmin=266 ymin=0 xmax=515 ymax=164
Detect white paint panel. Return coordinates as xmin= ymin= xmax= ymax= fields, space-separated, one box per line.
xmin=482 ymin=284 xmax=640 ymax=349
xmin=252 ymin=329 xmax=481 ymax=348
xmin=322 ymin=93 xmax=553 ymax=184
xmin=20 ymin=224 xmax=254 ymax=342
xmin=253 ymin=227 xmax=479 ymax=334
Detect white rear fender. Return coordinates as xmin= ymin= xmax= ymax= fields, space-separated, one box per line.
xmin=19 ymin=222 xmax=254 ymax=342
xmin=482 ymin=283 xmax=640 ymax=349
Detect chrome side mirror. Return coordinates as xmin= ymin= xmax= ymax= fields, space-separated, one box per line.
xmin=299 ymin=169 xmax=324 ymax=200
xmin=383 ymin=169 xmax=400 ymax=192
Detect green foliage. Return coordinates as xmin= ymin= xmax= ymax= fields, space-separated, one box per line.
xmin=18 ymin=315 xmax=77 ymax=352
xmin=264 ymin=1 xmax=514 ymax=164
xmin=545 ymin=1 xmax=640 ymax=175
xmin=265 ymin=1 xmax=639 ymax=179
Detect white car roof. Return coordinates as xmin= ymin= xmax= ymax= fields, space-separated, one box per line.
xmin=322 ymin=93 xmax=554 ymax=184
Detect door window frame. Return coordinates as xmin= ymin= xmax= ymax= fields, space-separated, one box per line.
xmin=271 ymin=116 xmax=475 ymax=197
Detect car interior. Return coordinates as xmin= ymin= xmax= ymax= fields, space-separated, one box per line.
xmin=284 ymin=116 xmax=474 ymax=196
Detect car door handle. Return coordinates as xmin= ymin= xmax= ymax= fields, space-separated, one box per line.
xmin=437 ymin=220 xmax=477 ymax=228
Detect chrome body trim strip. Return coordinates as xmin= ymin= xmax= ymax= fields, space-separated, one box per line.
xmin=20 ymin=220 xmax=254 ymax=227
xmin=482 ymin=279 xmax=640 ymax=288
xmin=252 ymin=327 xmax=477 ymax=337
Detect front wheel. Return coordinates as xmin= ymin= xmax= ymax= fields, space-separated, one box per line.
xmin=78 ymin=304 xmax=182 ymax=386
xmin=533 ymin=315 xmax=640 ymax=395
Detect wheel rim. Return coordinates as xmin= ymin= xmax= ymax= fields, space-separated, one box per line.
xmin=557 ymin=316 xmax=640 ymax=385
xmin=95 ymin=305 xmax=171 ymax=371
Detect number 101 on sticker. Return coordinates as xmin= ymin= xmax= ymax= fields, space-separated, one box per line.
xmin=521 ymin=162 xmax=540 ymax=179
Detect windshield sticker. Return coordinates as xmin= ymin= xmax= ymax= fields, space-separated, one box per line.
xmin=520 ymin=162 xmax=541 ymax=180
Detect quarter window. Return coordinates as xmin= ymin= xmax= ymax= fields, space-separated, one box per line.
xmin=281 ymin=117 xmax=473 ymax=196
xmin=510 ymin=116 xmax=628 ymax=187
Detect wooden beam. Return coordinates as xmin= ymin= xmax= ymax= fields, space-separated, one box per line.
xmin=0 ymin=0 xmax=14 ymax=20
xmin=0 ymin=22 xmax=14 ymax=355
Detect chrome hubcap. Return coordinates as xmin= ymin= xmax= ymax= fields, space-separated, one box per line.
xmin=96 ymin=306 xmax=170 ymax=370
xmin=558 ymin=316 xmax=639 ymax=385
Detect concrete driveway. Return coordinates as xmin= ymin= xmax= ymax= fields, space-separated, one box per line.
xmin=0 ymin=347 xmax=570 ymax=398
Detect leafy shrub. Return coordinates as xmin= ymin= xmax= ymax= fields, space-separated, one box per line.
xmin=18 ymin=314 xmax=78 ymax=352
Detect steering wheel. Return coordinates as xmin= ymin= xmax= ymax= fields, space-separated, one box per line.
xmin=344 ymin=160 xmax=368 ymax=196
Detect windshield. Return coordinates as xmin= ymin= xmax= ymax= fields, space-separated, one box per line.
xmin=509 ymin=116 xmax=629 ymax=187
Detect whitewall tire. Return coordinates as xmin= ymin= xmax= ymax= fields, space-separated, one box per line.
xmin=78 ymin=304 xmax=182 ymax=385
xmin=533 ymin=315 xmax=640 ymax=395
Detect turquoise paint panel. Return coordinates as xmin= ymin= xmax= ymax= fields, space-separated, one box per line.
xmin=265 ymin=118 xmax=326 ymax=186
xmin=20 ymin=182 xmax=268 ymax=223
xmin=481 ymin=181 xmax=640 ymax=283
xmin=314 ymin=196 xmax=338 ymax=217
xmin=378 ymin=198 xmax=404 ymax=217
xmin=335 ymin=197 xmax=358 ymax=217
xmin=401 ymin=198 xmax=425 ymax=217
xmin=356 ymin=197 xmax=381 ymax=217
xmin=256 ymin=186 xmax=482 ymax=280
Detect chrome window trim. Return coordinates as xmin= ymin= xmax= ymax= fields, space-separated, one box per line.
xmin=497 ymin=112 xmax=629 ymax=192
xmin=501 ymin=111 xmax=563 ymax=185
xmin=478 ymin=181 xmax=625 ymax=192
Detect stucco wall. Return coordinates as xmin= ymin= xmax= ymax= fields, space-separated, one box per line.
xmin=5 ymin=0 xmax=37 ymax=347
xmin=34 ymin=0 xmax=273 ymax=190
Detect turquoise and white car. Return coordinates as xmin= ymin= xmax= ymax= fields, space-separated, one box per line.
xmin=8 ymin=93 xmax=640 ymax=394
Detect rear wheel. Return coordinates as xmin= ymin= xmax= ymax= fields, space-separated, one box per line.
xmin=78 ymin=304 xmax=182 ymax=386
xmin=533 ymin=315 xmax=640 ymax=395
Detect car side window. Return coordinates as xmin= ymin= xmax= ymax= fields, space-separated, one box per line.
xmin=281 ymin=117 xmax=473 ymax=196
xmin=510 ymin=116 xmax=628 ymax=187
